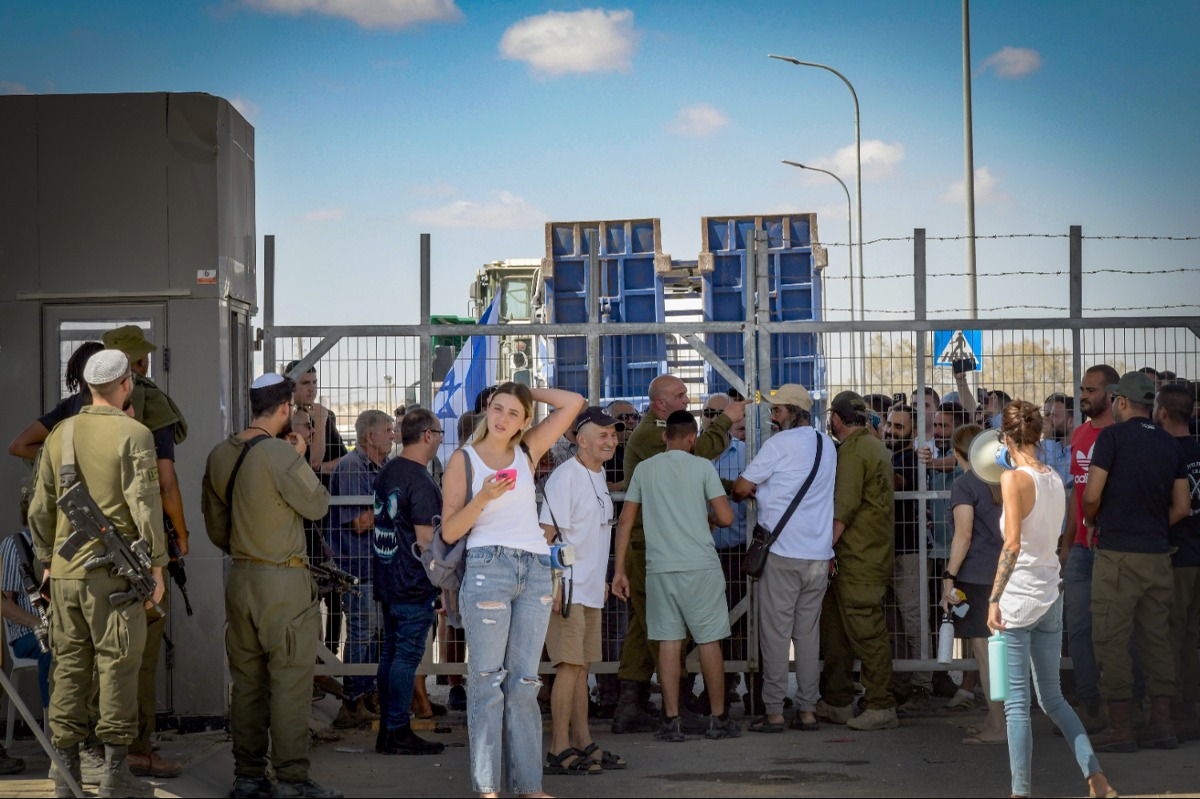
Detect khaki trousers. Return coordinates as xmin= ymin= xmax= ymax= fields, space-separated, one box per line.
xmin=1092 ymin=549 xmax=1175 ymax=700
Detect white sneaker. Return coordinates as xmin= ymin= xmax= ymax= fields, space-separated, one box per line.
xmin=846 ymin=707 xmax=899 ymax=731
xmin=815 ymin=699 xmax=855 ymax=725
xmin=947 ymin=688 xmax=976 ymax=711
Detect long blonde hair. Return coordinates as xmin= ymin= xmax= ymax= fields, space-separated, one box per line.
xmin=470 ymin=382 xmax=534 ymax=450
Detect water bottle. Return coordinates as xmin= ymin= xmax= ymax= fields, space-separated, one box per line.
xmin=937 ymin=612 xmax=955 ymax=664
xmin=988 ymin=633 xmax=1009 ymax=701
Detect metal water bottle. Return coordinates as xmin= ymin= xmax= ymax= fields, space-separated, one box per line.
xmin=937 ymin=612 xmax=956 ymax=664
xmin=988 ymin=632 xmax=1009 ymax=701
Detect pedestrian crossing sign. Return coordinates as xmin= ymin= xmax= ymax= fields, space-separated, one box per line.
xmin=933 ymin=329 xmax=983 ymax=369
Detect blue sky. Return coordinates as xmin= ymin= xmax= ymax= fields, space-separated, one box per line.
xmin=2 ymin=0 xmax=1197 ymax=324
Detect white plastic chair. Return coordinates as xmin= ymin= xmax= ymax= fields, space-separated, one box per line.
xmin=3 ymin=626 xmax=47 ymax=749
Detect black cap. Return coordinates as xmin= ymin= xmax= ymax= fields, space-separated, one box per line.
xmin=574 ymin=406 xmax=625 ymax=434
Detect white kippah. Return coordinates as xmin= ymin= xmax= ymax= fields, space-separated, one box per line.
xmin=83 ymin=350 xmax=130 ymax=386
xmin=251 ymin=373 xmax=286 ymax=390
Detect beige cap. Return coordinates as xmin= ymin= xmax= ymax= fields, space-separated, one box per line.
xmin=764 ymin=384 xmax=813 ymax=411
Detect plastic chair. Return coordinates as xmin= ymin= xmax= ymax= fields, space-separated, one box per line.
xmin=3 ymin=626 xmax=47 ymax=749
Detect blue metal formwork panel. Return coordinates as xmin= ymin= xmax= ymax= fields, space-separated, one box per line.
xmin=545 ymin=220 xmax=667 ymax=401
xmin=700 ymin=214 xmax=823 ymax=396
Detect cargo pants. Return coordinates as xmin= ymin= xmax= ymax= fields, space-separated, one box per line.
xmin=819 ymin=578 xmax=896 ymax=710
xmin=1170 ymin=566 xmax=1200 ymax=703
xmin=131 ymin=591 xmax=169 ymax=756
xmin=226 ymin=565 xmax=319 ymax=783
xmin=1092 ymin=549 xmax=1176 ymax=700
xmin=616 ymin=542 xmax=656 ymax=682
xmin=50 ymin=573 xmax=147 ymax=748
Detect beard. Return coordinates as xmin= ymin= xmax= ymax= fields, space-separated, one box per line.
xmin=121 ymin=394 xmax=133 ymax=411
xmin=883 ymin=435 xmax=911 ymax=452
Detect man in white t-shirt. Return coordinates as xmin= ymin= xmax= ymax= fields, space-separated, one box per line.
xmin=540 ymin=407 xmax=625 ymax=771
xmin=734 ymin=384 xmax=837 ymax=731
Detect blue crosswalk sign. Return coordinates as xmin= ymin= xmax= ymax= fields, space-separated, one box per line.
xmin=933 ymin=329 xmax=983 ymax=369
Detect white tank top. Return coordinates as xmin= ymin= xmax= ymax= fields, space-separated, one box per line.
xmin=462 ymin=444 xmax=549 ymax=555
xmin=999 ymin=466 xmax=1065 ymax=628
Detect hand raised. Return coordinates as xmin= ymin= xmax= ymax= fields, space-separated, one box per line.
xmin=723 ymin=400 xmax=747 ymax=424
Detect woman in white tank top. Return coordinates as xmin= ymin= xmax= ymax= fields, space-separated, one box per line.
xmin=441 ymin=382 xmax=585 ymax=798
xmin=988 ymin=401 xmax=1116 ymax=799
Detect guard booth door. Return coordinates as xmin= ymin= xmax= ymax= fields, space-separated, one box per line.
xmin=41 ymin=303 xmax=168 ymax=409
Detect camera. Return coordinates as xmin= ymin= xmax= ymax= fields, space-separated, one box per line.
xmin=550 ymin=543 xmax=576 ymax=570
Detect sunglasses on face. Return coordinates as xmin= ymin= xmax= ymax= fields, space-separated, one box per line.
xmin=616 ymin=413 xmax=641 ymax=422
xmin=702 ymin=408 xmax=722 ymax=418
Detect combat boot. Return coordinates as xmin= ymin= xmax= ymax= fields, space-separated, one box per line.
xmin=51 ymin=744 xmax=79 ymax=799
xmin=1172 ymin=700 xmax=1200 ymax=742
xmin=610 ymin=679 xmax=659 ymax=734
xmin=271 ymin=777 xmax=344 ymax=798
xmin=99 ymin=744 xmax=155 ymax=798
xmin=1092 ymin=700 xmax=1138 ymax=753
xmin=1137 ymin=696 xmax=1178 ymax=750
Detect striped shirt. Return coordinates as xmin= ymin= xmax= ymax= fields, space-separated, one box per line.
xmin=1 ymin=529 xmax=37 ymax=642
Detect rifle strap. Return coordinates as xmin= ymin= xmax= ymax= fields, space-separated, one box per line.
xmin=59 ymin=418 xmax=78 ymax=490
xmin=225 ymin=435 xmax=270 ymax=512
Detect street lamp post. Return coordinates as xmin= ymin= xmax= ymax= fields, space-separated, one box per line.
xmin=782 ymin=160 xmax=857 ymax=386
xmin=769 ymin=55 xmax=864 ymax=324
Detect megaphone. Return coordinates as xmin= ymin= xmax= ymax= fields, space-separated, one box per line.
xmin=968 ymin=429 xmax=1015 ymax=485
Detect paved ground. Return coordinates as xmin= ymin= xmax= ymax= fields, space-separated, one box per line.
xmin=2 ymin=690 xmax=1198 ymax=797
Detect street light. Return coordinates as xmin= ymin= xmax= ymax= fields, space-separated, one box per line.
xmin=783 ymin=160 xmax=857 ymax=386
xmin=768 ymin=55 xmax=864 ymax=323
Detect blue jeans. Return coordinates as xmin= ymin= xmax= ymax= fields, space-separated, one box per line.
xmin=1063 ymin=544 xmax=1101 ymax=708
xmin=460 ymin=546 xmax=553 ymax=796
xmin=11 ymin=631 xmax=52 ymax=708
xmin=1003 ymin=595 xmax=1101 ymax=797
xmin=343 ymin=582 xmax=381 ymax=700
xmin=377 ymin=601 xmax=435 ymax=731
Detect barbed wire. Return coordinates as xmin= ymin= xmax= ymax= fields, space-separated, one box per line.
xmin=824 ymin=304 xmax=1200 ymax=315
xmin=817 ymin=233 xmax=1200 ymax=247
xmin=820 ymin=266 xmax=1196 ymax=280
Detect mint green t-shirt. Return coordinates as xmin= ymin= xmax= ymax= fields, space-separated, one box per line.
xmin=625 ymin=449 xmax=726 ymax=574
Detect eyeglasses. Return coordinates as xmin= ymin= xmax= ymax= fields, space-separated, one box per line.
xmin=427 ymin=428 xmax=444 ymax=437
xmin=701 ymin=408 xmax=722 ymax=418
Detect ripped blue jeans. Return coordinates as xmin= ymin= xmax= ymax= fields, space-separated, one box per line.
xmin=460 ymin=546 xmax=553 ymax=795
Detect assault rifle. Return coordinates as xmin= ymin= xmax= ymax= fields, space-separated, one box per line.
xmin=164 ymin=517 xmax=194 ymax=616
xmin=309 ymin=560 xmax=361 ymax=596
xmin=56 ymin=482 xmax=164 ymax=618
xmin=11 ymin=533 xmax=50 ymax=654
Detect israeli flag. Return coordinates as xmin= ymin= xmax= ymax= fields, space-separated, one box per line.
xmin=434 ymin=298 xmax=499 ymax=457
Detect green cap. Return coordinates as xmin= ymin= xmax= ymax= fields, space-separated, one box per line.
xmin=1107 ymin=371 xmax=1156 ymax=404
xmin=102 ymin=324 xmax=157 ymax=361
xmin=830 ymin=390 xmax=868 ymax=416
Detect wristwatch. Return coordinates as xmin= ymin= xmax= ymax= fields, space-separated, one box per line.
xmin=941 ymin=569 xmax=957 ymax=581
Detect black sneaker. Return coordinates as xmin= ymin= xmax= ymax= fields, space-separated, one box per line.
xmin=271 ymin=778 xmax=343 ymax=798
xmin=230 ymin=775 xmax=273 ymax=799
xmin=653 ymin=717 xmax=686 ymax=743
xmin=376 ymin=724 xmax=445 ymax=756
xmin=447 ymin=685 xmax=467 ymax=712
xmin=705 ymin=715 xmax=742 ymax=740
xmin=676 ymin=712 xmax=709 ymax=735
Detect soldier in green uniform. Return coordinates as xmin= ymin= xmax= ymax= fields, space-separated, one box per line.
xmin=28 ymin=350 xmax=167 ymax=798
xmin=611 ymin=374 xmax=745 ymax=734
xmin=102 ymin=324 xmax=189 ymax=779
xmin=201 ymin=374 xmax=341 ymax=799
xmin=817 ymin=390 xmax=899 ymax=731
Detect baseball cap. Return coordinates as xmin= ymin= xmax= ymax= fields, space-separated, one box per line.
xmin=83 ymin=350 xmax=130 ymax=386
xmin=102 ymin=325 xmax=157 ymax=360
xmin=1107 ymin=371 xmax=1156 ymax=404
xmin=830 ymin=390 xmax=868 ymax=417
xmin=574 ymin=406 xmax=625 ymax=434
xmin=764 ymin=383 xmax=813 ymax=411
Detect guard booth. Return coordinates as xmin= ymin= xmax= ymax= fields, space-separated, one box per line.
xmin=0 ymin=92 xmax=255 ymax=727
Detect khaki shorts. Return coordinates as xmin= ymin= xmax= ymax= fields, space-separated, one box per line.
xmin=647 ymin=568 xmax=731 ymax=644
xmin=546 ymin=605 xmax=602 ymax=666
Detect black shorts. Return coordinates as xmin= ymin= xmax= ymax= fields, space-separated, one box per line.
xmin=952 ymin=580 xmax=991 ymax=640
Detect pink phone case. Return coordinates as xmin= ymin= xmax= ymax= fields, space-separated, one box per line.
xmin=495 ymin=469 xmax=517 ymax=488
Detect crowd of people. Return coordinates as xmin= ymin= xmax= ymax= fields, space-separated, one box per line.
xmin=4 ymin=333 xmax=1199 ymax=799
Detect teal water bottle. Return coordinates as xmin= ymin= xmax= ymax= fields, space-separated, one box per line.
xmin=988 ymin=633 xmax=1009 ymax=701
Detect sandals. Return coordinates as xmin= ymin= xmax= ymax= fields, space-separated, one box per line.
xmin=790 ymin=714 xmax=820 ymax=732
xmin=748 ymin=716 xmax=786 ymax=734
xmin=581 ymin=743 xmax=626 ymax=769
xmin=544 ymin=748 xmax=601 ymax=776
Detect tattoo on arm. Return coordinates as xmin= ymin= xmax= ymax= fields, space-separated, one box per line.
xmin=989 ymin=549 xmax=1018 ymax=603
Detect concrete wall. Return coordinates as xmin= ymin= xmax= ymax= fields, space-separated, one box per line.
xmin=0 ymin=92 xmax=256 ymax=719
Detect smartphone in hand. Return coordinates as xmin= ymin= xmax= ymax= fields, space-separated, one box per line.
xmin=494 ymin=468 xmax=517 ymax=488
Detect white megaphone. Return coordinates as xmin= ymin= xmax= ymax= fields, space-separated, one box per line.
xmin=968 ymin=429 xmax=1015 ymax=485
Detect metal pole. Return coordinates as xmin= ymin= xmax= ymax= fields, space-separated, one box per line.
xmin=781 ymin=161 xmax=856 ymax=387
xmin=586 ymin=229 xmax=602 ymax=406
xmin=263 ymin=235 xmax=276 ymax=374
xmin=419 ymin=233 xmax=432 ymax=409
xmin=962 ymin=0 xmax=978 ymax=318
xmin=1070 ymin=225 xmax=1083 ymax=426
xmin=755 ymin=229 xmax=772 ymax=409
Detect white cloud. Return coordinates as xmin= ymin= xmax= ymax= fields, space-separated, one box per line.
xmin=667 ymin=103 xmax=729 ymax=138
xmin=808 ymin=140 xmax=905 ymax=181
xmin=300 ymin=208 xmax=347 ymax=222
xmin=242 ymin=0 xmax=462 ymax=30
xmin=499 ymin=9 xmax=638 ymax=76
xmin=229 ymin=95 xmax=261 ymax=122
xmin=978 ymin=46 xmax=1042 ymax=79
xmin=939 ymin=166 xmax=1008 ymax=205
xmin=0 ymin=81 xmax=31 ymax=95
xmin=409 ymin=191 xmax=545 ymax=230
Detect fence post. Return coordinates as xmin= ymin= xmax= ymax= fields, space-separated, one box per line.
xmin=914 ymin=228 xmax=931 ymax=661
xmin=586 ymin=229 xmax=601 ymax=406
xmin=263 ymin=235 xmax=275 ymax=374
xmin=419 ymin=234 xmax=432 ymax=408
xmin=1070 ymin=225 xmax=1084 ymax=427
